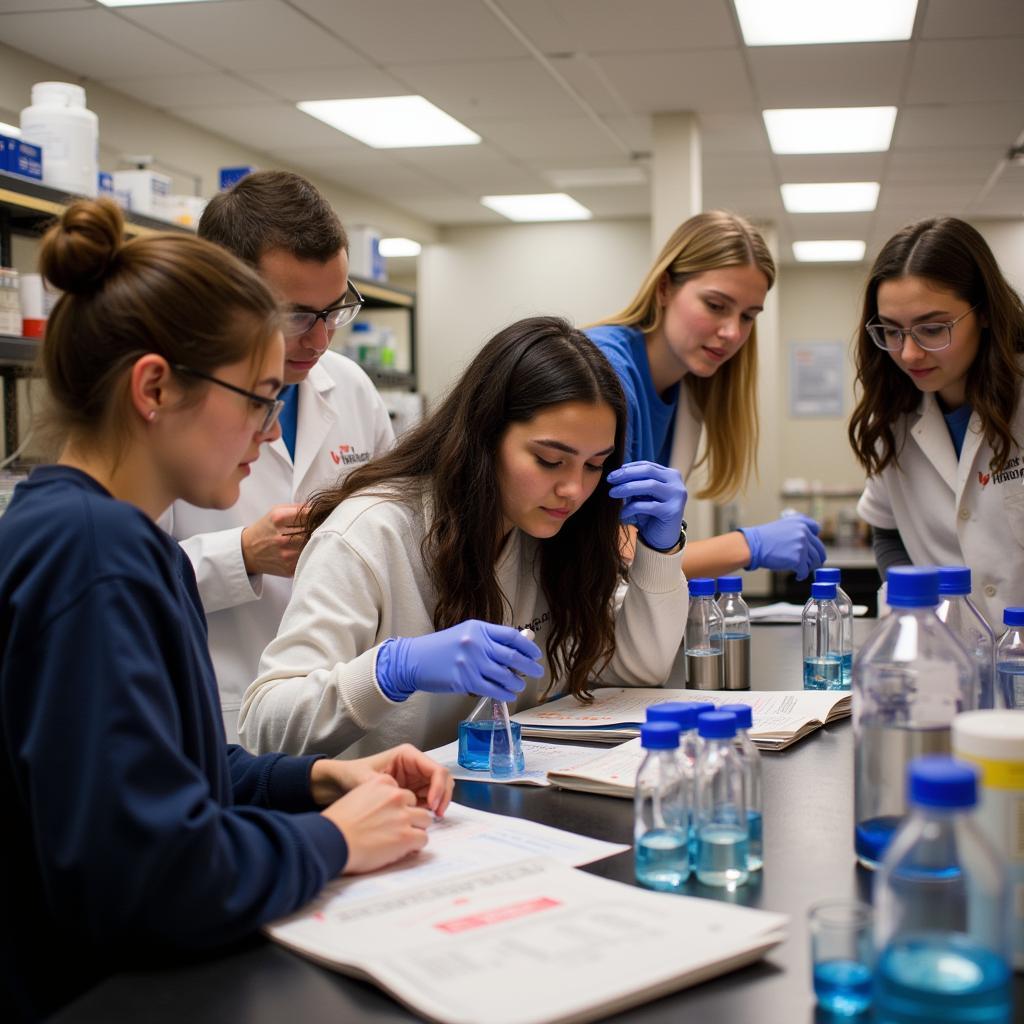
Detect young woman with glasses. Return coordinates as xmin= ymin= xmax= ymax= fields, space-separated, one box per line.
xmin=586 ymin=210 xmax=827 ymax=581
xmin=239 ymin=316 xmax=688 ymax=758
xmin=850 ymin=216 xmax=1024 ymax=628
xmin=0 ymin=199 xmax=450 ymax=1022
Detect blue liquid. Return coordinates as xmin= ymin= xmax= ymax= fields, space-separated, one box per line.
xmin=841 ymin=650 xmax=853 ymax=689
xmin=855 ymin=815 xmax=902 ymax=868
xmin=457 ymin=719 xmax=525 ymax=773
xmin=996 ymin=661 xmax=1024 ymax=710
xmin=874 ymin=934 xmax=1011 ymax=1023
xmin=696 ymin=822 xmax=749 ymax=888
xmin=747 ymin=808 xmax=763 ymax=872
xmin=814 ymin=959 xmax=872 ymax=1016
xmin=805 ymin=654 xmax=843 ymax=690
xmin=635 ymin=828 xmax=689 ymax=892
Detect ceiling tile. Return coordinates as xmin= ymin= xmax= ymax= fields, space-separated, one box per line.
xmin=784 ymin=212 xmax=876 ymax=239
xmin=905 ymin=39 xmax=1024 ymax=104
xmin=102 ymin=72 xmax=270 ymax=109
xmin=392 ymin=197 xmax=506 ymax=224
xmin=393 ymin=145 xmax=550 ymax=193
xmin=698 ymin=112 xmax=768 ymax=155
xmin=887 ymin=147 xmax=1004 ymax=185
xmin=470 ymin=116 xmax=626 ymax=160
xmin=894 ymin=103 xmax=1024 ymax=150
xmin=239 ymin=66 xmax=407 ymax=103
xmin=774 ymin=153 xmax=887 ymax=182
xmin=0 ymin=1 xmax=89 ymax=10
xmin=565 ymin=184 xmax=650 ymax=218
xmin=703 ymin=152 xmax=776 ymax=185
xmin=310 ymin=158 xmax=460 ymax=201
xmin=876 ymin=182 xmax=979 ymax=213
xmin=922 ymin=0 xmax=1024 ymax=39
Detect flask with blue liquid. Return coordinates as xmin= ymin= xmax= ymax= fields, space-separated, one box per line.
xmin=995 ymin=607 xmax=1024 ymax=710
xmin=802 ymin=581 xmax=844 ymax=690
xmin=937 ymin=567 xmax=995 ymax=710
xmin=634 ymin=721 xmax=689 ymax=891
xmin=814 ymin=568 xmax=854 ymax=686
xmin=694 ymin=711 xmax=749 ymax=889
xmin=874 ymin=756 xmax=1011 ymax=1024
xmin=686 ymin=578 xmax=724 ymax=690
xmin=720 ymin=703 xmax=763 ymax=872
xmin=715 ymin=576 xmax=751 ymax=690
xmin=853 ymin=566 xmax=977 ymax=869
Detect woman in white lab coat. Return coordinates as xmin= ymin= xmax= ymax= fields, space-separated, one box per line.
xmin=850 ymin=216 xmax=1024 ymax=627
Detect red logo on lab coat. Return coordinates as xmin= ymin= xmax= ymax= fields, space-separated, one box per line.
xmin=330 ymin=443 xmax=370 ymax=466
xmin=978 ymin=471 xmax=990 ymax=487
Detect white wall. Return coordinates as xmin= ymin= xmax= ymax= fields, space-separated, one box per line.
xmin=974 ymin=219 xmax=1024 ymax=293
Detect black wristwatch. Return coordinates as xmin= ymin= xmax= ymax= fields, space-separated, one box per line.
xmin=650 ymin=518 xmax=687 ymax=554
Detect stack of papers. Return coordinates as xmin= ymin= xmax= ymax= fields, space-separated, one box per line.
xmin=749 ymin=601 xmax=868 ymax=623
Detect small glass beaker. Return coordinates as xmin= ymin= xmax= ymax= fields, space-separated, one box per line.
xmin=808 ymin=899 xmax=873 ymax=1016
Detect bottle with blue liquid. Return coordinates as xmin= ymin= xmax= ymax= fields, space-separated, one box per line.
xmin=802 ymin=581 xmax=844 ymax=690
xmin=874 ymin=756 xmax=1012 ymax=1024
xmin=715 ymin=576 xmax=751 ymax=690
xmin=686 ymin=578 xmax=724 ymax=690
xmin=853 ymin=567 xmax=977 ymax=869
xmin=814 ymin=568 xmax=854 ymax=686
xmin=720 ymin=703 xmax=763 ymax=872
xmin=995 ymin=607 xmax=1024 ymax=710
xmin=647 ymin=702 xmax=702 ymax=861
xmin=634 ymin=721 xmax=689 ymax=892
xmin=695 ymin=711 xmax=749 ymax=889
xmin=937 ymin=567 xmax=995 ymax=710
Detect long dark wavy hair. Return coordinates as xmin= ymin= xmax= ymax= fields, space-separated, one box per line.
xmin=849 ymin=217 xmax=1024 ymax=476
xmin=305 ymin=316 xmax=628 ymax=701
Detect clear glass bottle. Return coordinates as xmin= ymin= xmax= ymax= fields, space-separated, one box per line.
xmin=995 ymin=607 xmax=1024 ymax=710
xmin=715 ymin=576 xmax=751 ymax=690
xmin=815 ymin=568 xmax=854 ymax=687
xmin=803 ymin=581 xmax=844 ymax=690
xmin=720 ymin=702 xmax=763 ymax=872
xmin=853 ymin=566 xmax=978 ymax=869
xmin=686 ymin=578 xmax=724 ymax=690
xmin=937 ymin=566 xmax=994 ymax=710
xmin=647 ymin=701 xmax=702 ymax=861
xmin=874 ymin=756 xmax=1011 ymax=1024
xmin=694 ymin=711 xmax=749 ymax=889
xmin=634 ymin=721 xmax=689 ymax=891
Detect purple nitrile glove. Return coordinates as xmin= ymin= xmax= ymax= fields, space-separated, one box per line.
xmin=607 ymin=460 xmax=688 ymax=551
xmin=376 ymin=620 xmax=544 ymax=703
xmin=739 ymin=514 xmax=827 ymax=580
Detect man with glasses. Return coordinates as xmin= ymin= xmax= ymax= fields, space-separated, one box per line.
xmin=162 ymin=171 xmax=394 ymax=742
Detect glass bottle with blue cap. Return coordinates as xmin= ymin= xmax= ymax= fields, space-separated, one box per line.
xmin=803 ymin=581 xmax=844 ymax=690
xmin=720 ymin=702 xmax=763 ymax=872
xmin=936 ymin=567 xmax=994 ymax=710
xmin=634 ymin=720 xmax=689 ymax=891
xmin=715 ymin=576 xmax=751 ymax=690
xmin=647 ymin=702 xmax=703 ymax=858
xmin=814 ymin=568 xmax=854 ymax=686
xmin=686 ymin=578 xmax=724 ymax=690
xmin=995 ymin=607 xmax=1024 ymax=709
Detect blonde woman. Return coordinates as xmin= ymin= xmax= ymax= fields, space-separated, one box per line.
xmin=587 ymin=210 xmax=826 ymax=579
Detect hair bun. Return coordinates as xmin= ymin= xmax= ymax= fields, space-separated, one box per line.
xmin=39 ymin=197 xmax=125 ymax=295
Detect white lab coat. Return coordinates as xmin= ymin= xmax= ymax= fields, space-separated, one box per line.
xmin=857 ymin=382 xmax=1024 ymax=628
xmin=162 ymin=351 xmax=394 ymax=741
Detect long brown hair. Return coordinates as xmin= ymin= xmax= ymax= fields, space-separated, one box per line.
xmin=305 ymin=316 xmax=627 ymax=701
xmin=848 ymin=217 xmax=1024 ymax=475
xmin=590 ymin=210 xmax=775 ymax=501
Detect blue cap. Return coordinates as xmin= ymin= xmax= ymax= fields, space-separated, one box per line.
xmin=689 ymin=577 xmax=716 ymax=597
xmin=908 ymin=756 xmax=978 ymax=809
xmin=640 ymin=721 xmax=680 ymax=749
xmin=1004 ymin=607 xmax=1024 ymax=627
xmin=719 ymin=703 xmax=752 ymax=730
xmin=647 ymin=701 xmax=699 ymax=730
xmin=811 ymin=581 xmax=837 ymax=600
xmin=815 ymin=568 xmax=841 ymax=584
xmin=938 ymin=566 xmax=971 ymax=596
xmin=698 ymin=711 xmax=737 ymax=740
xmin=886 ymin=566 xmax=939 ymax=608
xmin=717 ymin=576 xmax=742 ymax=593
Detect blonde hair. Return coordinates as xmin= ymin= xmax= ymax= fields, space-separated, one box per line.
xmin=592 ymin=210 xmax=775 ymax=501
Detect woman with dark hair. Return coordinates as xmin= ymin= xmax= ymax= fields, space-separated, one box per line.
xmin=240 ymin=316 xmax=688 ymax=757
xmin=850 ymin=216 xmax=1024 ymax=627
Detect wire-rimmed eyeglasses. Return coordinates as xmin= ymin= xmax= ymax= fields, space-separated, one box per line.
xmin=865 ymin=306 xmax=977 ymax=353
xmin=172 ymin=364 xmax=285 ymax=434
xmin=282 ymin=281 xmax=364 ymax=338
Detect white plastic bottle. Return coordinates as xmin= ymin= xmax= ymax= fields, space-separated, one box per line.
xmin=20 ymin=82 xmax=99 ymax=198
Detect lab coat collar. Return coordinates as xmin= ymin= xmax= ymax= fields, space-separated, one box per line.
xmin=910 ymin=392 xmax=959 ymax=490
xmin=267 ymin=358 xmax=339 ymax=490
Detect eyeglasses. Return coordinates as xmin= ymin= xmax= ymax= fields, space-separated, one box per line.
xmin=865 ymin=306 xmax=977 ymax=352
xmin=172 ymin=364 xmax=285 ymax=434
xmin=282 ymin=281 xmax=364 ymax=337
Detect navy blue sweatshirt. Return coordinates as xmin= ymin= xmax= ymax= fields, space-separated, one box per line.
xmin=0 ymin=467 xmax=348 ymax=1021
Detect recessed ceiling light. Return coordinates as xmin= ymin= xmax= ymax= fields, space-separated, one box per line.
xmin=379 ymin=237 xmax=422 ymax=258
xmin=764 ymin=107 xmax=897 ymax=154
xmin=546 ymin=167 xmax=647 ymax=188
xmin=97 ymin=1 xmax=219 ymax=7
xmin=734 ymin=0 xmax=917 ymax=45
xmin=0 ymin=121 xmax=20 ymax=137
xmin=793 ymin=240 xmax=867 ymax=262
xmin=781 ymin=182 xmax=880 ymax=213
xmin=297 ymin=96 xmax=480 ymax=149
xmin=480 ymin=193 xmax=592 ymax=222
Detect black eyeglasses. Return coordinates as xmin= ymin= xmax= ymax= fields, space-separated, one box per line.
xmin=172 ymin=364 xmax=285 ymax=434
xmin=865 ymin=306 xmax=977 ymax=353
xmin=282 ymin=281 xmax=364 ymax=337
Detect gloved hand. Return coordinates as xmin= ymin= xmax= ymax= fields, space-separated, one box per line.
xmin=376 ymin=620 xmax=544 ymax=703
xmin=740 ymin=514 xmax=826 ymax=580
xmin=607 ymin=460 xmax=687 ymax=551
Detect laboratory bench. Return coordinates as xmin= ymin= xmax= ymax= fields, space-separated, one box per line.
xmin=51 ymin=623 xmax=1022 ymax=1024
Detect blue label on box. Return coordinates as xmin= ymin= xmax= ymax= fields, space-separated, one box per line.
xmin=219 ymin=166 xmax=255 ymax=191
xmin=0 ymin=135 xmax=43 ymax=180
xmin=98 ymin=171 xmax=114 ymax=194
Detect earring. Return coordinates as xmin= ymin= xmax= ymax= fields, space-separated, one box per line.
xmin=147 ymin=410 xmax=157 ymax=421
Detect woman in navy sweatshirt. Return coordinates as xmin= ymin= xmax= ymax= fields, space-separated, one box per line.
xmin=0 ymin=198 xmax=451 ymax=1022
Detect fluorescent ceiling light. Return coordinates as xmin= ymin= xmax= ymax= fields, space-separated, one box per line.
xmin=547 ymin=167 xmax=647 ymax=188
xmin=481 ymin=193 xmax=592 ymax=222
xmin=764 ymin=107 xmax=897 ymax=154
xmin=379 ymin=237 xmax=422 ymax=258
xmin=297 ymin=96 xmax=480 ymax=149
xmin=793 ymin=240 xmax=867 ymax=262
xmin=0 ymin=122 xmax=20 ymax=137
xmin=734 ymin=0 xmax=917 ymax=45
xmin=781 ymin=182 xmax=880 ymax=213
xmin=97 ymin=1 xmax=219 ymax=6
